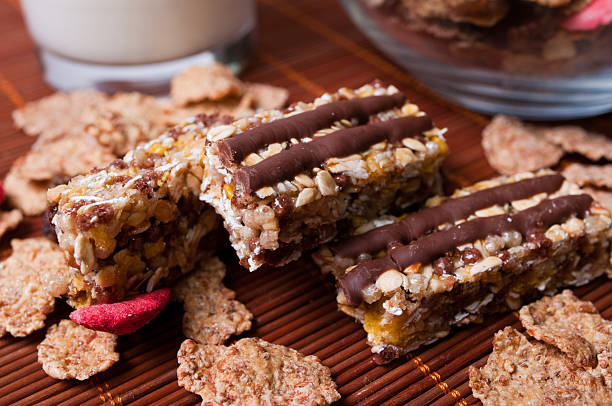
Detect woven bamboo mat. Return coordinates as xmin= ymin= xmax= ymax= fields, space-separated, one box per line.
xmin=1 ymin=0 xmax=611 ymax=405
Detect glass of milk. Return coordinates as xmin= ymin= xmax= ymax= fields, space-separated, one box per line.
xmin=20 ymin=0 xmax=256 ymax=92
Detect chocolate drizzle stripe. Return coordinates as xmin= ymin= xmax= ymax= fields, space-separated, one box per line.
xmin=338 ymin=194 xmax=593 ymax=306
xmin=333 ymin=174 xmax=565 ymax=258
xmin=218 ymin=93 xmax=406 ymax=165
xmin=233 ymin=115 xmax=433 ymax=194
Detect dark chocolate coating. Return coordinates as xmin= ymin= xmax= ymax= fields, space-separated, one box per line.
xmin=332 ymin=174 xmax=565 ymax=258
xmin=338 ymin=193 xmax=593 ymax=306
xmin=218 ymin=93 xmax=406 ymax=166
xmin=233 ymin=115 xmax=433 ymax=194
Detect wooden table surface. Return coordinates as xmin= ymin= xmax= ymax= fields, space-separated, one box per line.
xmin=1 ymin=0 xmax=611 ymax=405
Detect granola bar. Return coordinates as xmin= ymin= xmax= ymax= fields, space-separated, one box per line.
xmin=200 ymin=82 xmax=448 ymax=270
xmin=315 ymin=171 xmax=612 ymax=362
xmin=48 ymin=120 xmax=222 ymax=307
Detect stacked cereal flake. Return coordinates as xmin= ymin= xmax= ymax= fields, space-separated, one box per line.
xmin=482 ymin=115 xmax=612 ymax=213
xmin=470 ymin=291 xmax=612 ymax=405
xmin=5 ymin=63 xmax=288 ymax=216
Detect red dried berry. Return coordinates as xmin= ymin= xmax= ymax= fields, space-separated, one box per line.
xmin=0 ymin=182 xmax=4 ymax=204
xmin=70 ymin=288 xmax=170 ymax=335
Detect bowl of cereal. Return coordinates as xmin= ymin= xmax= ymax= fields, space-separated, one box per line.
xmin=340 ymin=0 xmax=612 ymax=119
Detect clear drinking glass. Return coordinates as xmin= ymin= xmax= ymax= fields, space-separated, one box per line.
xmin=20 ymin=0 xmax=256 ymax=93
xmin=340 ymin=0 xmax=612 ymax=120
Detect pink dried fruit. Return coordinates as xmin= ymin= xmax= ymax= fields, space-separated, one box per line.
xmin=70 ymin=288 xmax=170 ymax=335
xmin=562 ymin=0 xmax=612 ymax=31
xmin=0 ymin=182 xmax=4 ymax=204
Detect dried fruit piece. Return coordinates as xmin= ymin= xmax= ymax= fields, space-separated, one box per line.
xmin=12 ymin=90 xmax=107 ymax=138
xmin=70 ymin=288 xmax=170 ymax=335
xmin=0 ymin=182 xmax=4 ymax=203
xmin=0 ymin=209 xmax=23 ymax=240
xmin=0 ymin=238 xmax=71 ymax=337
xmin=172 ymin=257 xmax=252 ymax=345
xmin=562 ymin=0 xmax=612 ymax=31
xmin=177 ymin=338 xmax=340 ymax=405
xmin=38 ymin=320 xmax=119 ymax=380
xmin=481 ymin=115 xmax=563 ymax=174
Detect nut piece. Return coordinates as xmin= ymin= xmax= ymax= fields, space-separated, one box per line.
xmin=395 ymin=148 xmax=416 ymax=166
xmin=401 ymin=137 xmax=427 ymax=152
xmin=38 ymin=320 xmax=119 ymax=380
xmin=375 ymin=269 xmax=405 ymax=293
xmin=315 ymin=170 xmax=337 ymax=196
xmin=295 ymin=187 xmax=316 ymax=208
xmin=208 ymin=125 xmax=236 ymax=142
xmin=468 ymin=256 xmax=503 ymax=275
xmin=294 ymin=174 xmax=315 ymax=188
xmin=177 ymin=338 xmax=340 ymax=405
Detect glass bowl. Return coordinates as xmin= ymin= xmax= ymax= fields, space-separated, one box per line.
xmin=340 ymin=0 xmax=612 ymax=120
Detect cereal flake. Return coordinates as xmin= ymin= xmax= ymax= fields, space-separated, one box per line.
xmin=171 ymin=64 xmax=243 ymax=106
xmin=177 ymin=338 xmax=341 ymax=405
xmin=3 ymin=158 xmax=49 ymax=215
xmin=541 ymin=126 xmax=612 ymax=162
xmin=469 ymin=327 xmax=611 ymax=405
xmin=84 ymin=92 xmax=168 ymax=156
xmin=562 ymin=163 xmax=612 ymax=189
xmin=0 ymin=238 xmax=72 ymax=337
xmin=243 ymin=83 xmax=290 ymax=110
xmin=0 ymin=209 xmax=22 ymax=240
xmin=584 ymin=187 xmax=612 ymax=213
xmin=12 ymin=90 xmax=107 ymax=138
xmin=18 ymin=132 xmax=115 ymax=181
xmin=481 ymin=115 xmax=563 ymax=174
xmin=38 ymin=320 xmax=119 ymax=380
xmin=519 ymin=290 xmax=612 ymax=370
xmin=172 ymin=257 xmax=252 ymax=345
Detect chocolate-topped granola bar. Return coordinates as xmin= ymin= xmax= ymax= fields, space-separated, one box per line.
xmin=201 ymin=83 xmax=448 ymax=270
xmin=48 ymin=117 xmax=224 ymax=306
xmin=313 ymin=171 xmax=612 ymax=363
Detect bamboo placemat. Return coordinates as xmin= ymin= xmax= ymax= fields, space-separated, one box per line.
xmin=1 ymin=0 xmax=611 ymax=405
